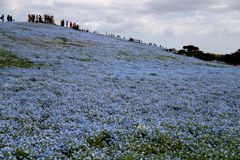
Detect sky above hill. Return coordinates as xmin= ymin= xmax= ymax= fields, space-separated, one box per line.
xmin=1 ymin=0 xmax=240 ymax=54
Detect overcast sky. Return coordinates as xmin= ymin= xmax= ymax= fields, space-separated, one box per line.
xmin=1 ymin=0 xmax=240 ymax=54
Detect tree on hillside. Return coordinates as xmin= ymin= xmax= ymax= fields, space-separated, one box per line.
xmin=176 ymin=45 xmax=223 ymax=62
xmin=177 ymin=49 xmax=187 ymax=55
xmin=176 ymin=45 xmax=240 ymax=65
xmin=183 ymin=45 xmax=199 ymax=52
xmin=219 ymin=49 xmax=240 ymax=65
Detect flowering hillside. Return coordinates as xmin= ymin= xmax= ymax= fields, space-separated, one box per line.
xmin=0 ymin=22 xmax=239 ymax=159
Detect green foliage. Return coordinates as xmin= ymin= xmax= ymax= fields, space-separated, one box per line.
xmin=19 ymin=28 xmax=31 ymax=31
xmin=218 ymin=49 xmax=240 ymax=65
xmin=42 ymin=126 xmax=239 ymax=159
xmin=86 ymin=131 xmax=114 ymax=148
xmin=193 ymin=63 xmax=224 ymax=68
xmin=190 ymin=51 xmax=222 ymax=61
xmin=79 ymin=58 xmax=93 ymax=62
xmin=58 ymin=42 xmax=83 ymax=47
xmin=177 ymin=49 xmax=187 ymax=55
xmin=56 ymin=37 xmax=68 ymax=42
xmin=0 ymin=49 xmax=42 ymax=69
xmin=177 ymin=45 xmax=240 ymax=65
xmin=176 ymin=46 xmax=224 ymax=63
xmin=183 ymin=45 xmax=199 ymax=52
xmin=149 ymin=73 xmax=158 ymax=76
xmin=68 ymin=57 xmax=93 ymax=61
xmin=118 ymin=51 xmax=131 ymax=56
xmin=12 ymin=147 xmax=30 ymax=160
xmin=56 ymin=36 xmax=84 ymax=47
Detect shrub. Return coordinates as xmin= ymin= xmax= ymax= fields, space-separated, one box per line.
xmin=176 ymin=45 xmax=229 ymax=64
xmin=219 ymin=49 xmax=240 ymax=65
xmin=183 ymin=45 xmax=199 ymax=52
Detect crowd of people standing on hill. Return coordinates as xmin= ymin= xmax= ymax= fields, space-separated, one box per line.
xmin=2 ymin=13 xmax=82 ymax=32
xmin=0 ymin=13 xmax=177 ymax=60
xmin=60 ymin=19 xmax=80 ymax=30
xmin=28 ymin=14 xmax=54 ymax=24
xmin=1 ymin=14 xmax=14 ymax=22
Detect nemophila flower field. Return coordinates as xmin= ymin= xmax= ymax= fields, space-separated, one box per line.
xmin=0 ymin=22 xmax=239 ymax=159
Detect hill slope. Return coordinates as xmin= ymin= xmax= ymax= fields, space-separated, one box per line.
xmin=0 ymin=22 xmax=240 ymax=159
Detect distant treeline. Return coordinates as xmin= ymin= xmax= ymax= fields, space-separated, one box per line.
xmin=176 ymin=45 xmax=240 ymax=66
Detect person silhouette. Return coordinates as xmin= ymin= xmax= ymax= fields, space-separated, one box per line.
xmin=1 ymin=14 xmax=4 ymax=22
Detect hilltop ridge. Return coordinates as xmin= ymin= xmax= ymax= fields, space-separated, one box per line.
xmin=0 ymin=22 xmax=230 ymax=69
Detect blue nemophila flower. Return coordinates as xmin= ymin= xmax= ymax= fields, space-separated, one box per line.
xmin=0 ymin=22 xmax=239 ymax=159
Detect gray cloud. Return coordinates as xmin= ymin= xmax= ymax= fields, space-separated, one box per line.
xmin=144 ymin=0 xmax=240 ymax=15
xmin=144 ymin=0 xmax=208 ymax=14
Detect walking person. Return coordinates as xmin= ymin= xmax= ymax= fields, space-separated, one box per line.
xmin=46 ymin=15 xmax=50 ymax=23
xmin=36 ymin=14 xmax=39 ymax=23
xmin=7 ymin=15 xmax=10 ymax=22
xmin=60 ymin=20 xmax=64 ymax=26
xmin=70 ymin=22 xmax=72 ymax=28
xmin=9 ymin=15 xmax=13 ymax=22
xmin=32 ymin=14 xmax=35 ymax=22
xmin=44 ymin=14 xmax=47 ymax=22
xmin=28 ymin=14 xmax=31 ymax=22
xmin=66 ymin=21 xmax=68 ymax=27
xmin=1 ymin=14 xmax=4 ymax=22
xmin=39 ymin=15 xmax=42 ymax=22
